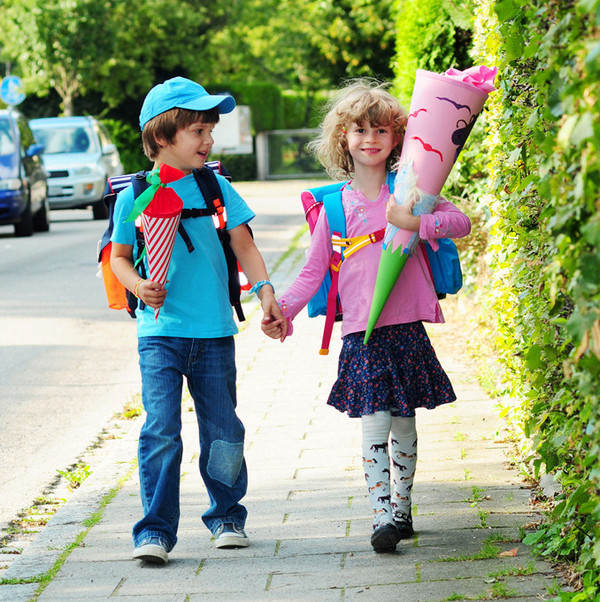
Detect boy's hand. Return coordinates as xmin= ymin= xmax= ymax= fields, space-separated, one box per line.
xmin=258 ymin=288 xmax=288 ymax=342
xmin=261 ymin=315 xmax=286 ymax=340
xmin=136 ymin=279 xmax=167 ymax=309
xmin=386 ymin=195 xmax=421 ymax=232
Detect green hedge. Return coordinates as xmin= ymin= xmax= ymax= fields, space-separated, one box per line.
xmin=281 ymin=89 xmax=331 ymax=129
xmin=451 ymin=0 xmax=600 ymax=597
xmin=210 ymin=152 xmax=257 ymax=182
xmin=393 ymin=0 xmax=474 ymax=105
xmin=206 ymin=81 xmax=284 ymax=133
xmin=102 ymin=118 xmax=150 ymax=174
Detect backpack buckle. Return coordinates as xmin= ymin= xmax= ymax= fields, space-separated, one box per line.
xmin=331 ymin=252 xmax=343 ymax=272
xmin=211 ymin=199 xmax=227 ymax=230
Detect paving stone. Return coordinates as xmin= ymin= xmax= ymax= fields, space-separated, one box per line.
xmin=0 ymin=181 xmax=568 ymax=601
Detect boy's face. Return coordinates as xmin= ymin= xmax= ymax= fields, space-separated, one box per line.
xmin=155 ymin=120 xmax=217 ymax=174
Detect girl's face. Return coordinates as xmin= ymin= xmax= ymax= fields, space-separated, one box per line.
xmin=345 ymin=121 xmax=399 ymax=173
xmin=156 ymin=120 xmax=216 ymax=174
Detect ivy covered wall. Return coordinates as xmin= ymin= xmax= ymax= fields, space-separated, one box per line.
xmin=393 ymin=0 xmax=474 ymax=105
xmin=396 ymin=0 xmax=600 ymax=597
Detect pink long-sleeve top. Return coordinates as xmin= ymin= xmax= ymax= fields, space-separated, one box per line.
xmin=278 ymin=182 xmax=471 ymax=338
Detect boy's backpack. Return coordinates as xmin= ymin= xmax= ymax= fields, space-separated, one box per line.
xmin=97 ymin=161 xmax=250 ymax=321
xmin=300 ymin=172 xmax=462 ymax=354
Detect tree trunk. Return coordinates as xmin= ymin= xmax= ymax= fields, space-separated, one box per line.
xmin=62 ymin=92 xmax=74 ymax=117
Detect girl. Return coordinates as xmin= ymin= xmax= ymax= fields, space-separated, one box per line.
xmin=263 ymin=80 xmax=471 ymax=553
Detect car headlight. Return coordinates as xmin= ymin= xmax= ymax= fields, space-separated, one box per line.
xmin=71 ymin=165 xmax=95 ymax=176
xmin=0 ymin=178 xmax=23 ymax=191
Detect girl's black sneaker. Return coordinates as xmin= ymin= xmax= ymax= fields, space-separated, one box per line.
xmin=370 ymin=523 xmax=401 ymax=553
xmin=394 ymin=512 xmax=414 ymax=539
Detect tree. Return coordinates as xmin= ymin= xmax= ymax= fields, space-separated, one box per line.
xmin=103 ymin=0 xmax=235 ymax=109
xmin=0 ymin=0 xmax=115 ymax=115
xmin=0 ymin=0 xmax=235 ymax=115
xmin=205 ymin=0 xmax=396 ymax=91
xmin=308 ymin=0 xmax=396 ymax=83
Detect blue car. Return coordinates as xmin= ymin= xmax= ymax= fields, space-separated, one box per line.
xmin=0 ymin=109 xmax=49 ymax=236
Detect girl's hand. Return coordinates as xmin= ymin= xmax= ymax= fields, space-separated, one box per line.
xmin=136 ymin=279 xmax=167 ymax=309
xmin=259 ymin=290 xmax=288 ymax=342
xmin=385 ymin=195 xmax=421 ymax=232
xmin=261 ymin=315 xmax=287 ymax=341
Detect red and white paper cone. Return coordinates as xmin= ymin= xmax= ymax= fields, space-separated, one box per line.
xmin=142 ymin=165 xmax=184 ymax=320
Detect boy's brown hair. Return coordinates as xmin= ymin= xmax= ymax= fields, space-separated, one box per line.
xmin=142 ymin=107 xmax=220 ymax=160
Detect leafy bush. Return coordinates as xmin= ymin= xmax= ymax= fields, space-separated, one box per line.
xmin=454 ymin=0 xmax=600 ymax=596
xmin=211 ymin=153 xmax=257 ymax=182
xmin=101 ymin=118 xmax=149 ymax=174
xmin=281 ymin=90 xmax=324 ymax=129
xmin=392 ymin=0 xmax=474 ymax=105
xmin=207 ymin=81 xmax=284 ymax=133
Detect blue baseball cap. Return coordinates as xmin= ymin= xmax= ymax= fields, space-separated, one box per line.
xmin=139 ymin=76 xmax=236 ymax=130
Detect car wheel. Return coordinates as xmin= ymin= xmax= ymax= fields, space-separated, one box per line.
xmin=92 ymin=198 xmax=109 ymax=220
xmin=14 ymin=201 xmax=34 ymax=237
xmin=33 ymin=197 xmax=51 ymax=232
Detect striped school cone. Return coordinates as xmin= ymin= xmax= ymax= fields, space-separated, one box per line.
xmin=139 ymin=164 xmax=185 ymax=320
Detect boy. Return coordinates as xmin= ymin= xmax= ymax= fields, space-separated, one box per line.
xmin=110 ymin=76 xmax=287 ymax=565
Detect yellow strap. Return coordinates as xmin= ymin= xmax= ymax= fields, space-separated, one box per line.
xmin=331 ymin=232 xmax=381 ymax=259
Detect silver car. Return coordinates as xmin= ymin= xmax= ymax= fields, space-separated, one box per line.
xmin=30 ymin=116 xmax=123 ymax=219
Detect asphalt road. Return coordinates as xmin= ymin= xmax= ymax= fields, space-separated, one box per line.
xmin=0 ymin=178 xmax=325 ymax=531
xmin=0 ymin=209 xmax=140 ymax=529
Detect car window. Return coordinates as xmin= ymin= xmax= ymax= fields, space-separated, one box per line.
xmin=31 ymin=125 xmax=98 ymax=154
xmin=97 ymin=123 xmax=111 ymax=148
xmin=72 ymin=128 xmax=91 ymax=152
xmin=0 ymin=118 xmax=16 ymax=155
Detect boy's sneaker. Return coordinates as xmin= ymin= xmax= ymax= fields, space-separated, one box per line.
xmin=214 ymin=523 xmax=250 ymax=549
xmin=132 ymin=537 xmax=169 ymax=565
xmin=370 ymin=522 xmax=401 ymax=553
xmin=394 ymin=511 xmax=415 ymax=539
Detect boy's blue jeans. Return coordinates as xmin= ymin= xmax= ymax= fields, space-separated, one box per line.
xmin=133 ymin=336 xmax=248 ymax=551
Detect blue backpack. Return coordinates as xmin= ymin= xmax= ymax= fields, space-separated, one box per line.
xmin=300 ymin=173 xmax=462 ymax=354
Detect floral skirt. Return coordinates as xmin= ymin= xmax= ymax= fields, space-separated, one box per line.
xmin=327 ymin=322 xmax=456 ymax=418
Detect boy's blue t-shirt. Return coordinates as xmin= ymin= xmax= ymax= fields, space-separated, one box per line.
xmin=111 ymin=172 xmax=255 ymax=339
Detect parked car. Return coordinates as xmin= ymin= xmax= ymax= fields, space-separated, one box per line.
xmin=0 ymin=109 xmax=49 ymax=237
xmin=29 ymin=116 xmax=123 ymax=220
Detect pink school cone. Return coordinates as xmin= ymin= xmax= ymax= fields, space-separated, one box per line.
xmin=364 ymin=66 xmax=497 ymax=344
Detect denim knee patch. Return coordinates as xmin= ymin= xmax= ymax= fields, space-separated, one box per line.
xmin=207 ymin=440 xmax=244 ymax=487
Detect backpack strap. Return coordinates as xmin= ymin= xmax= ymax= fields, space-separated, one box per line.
xmin=301 ymin=181 xmax=348 ymax=233
xmin=317 ymin=174 xmax=395 ymax=354
xmin=332 ymin=229 xmax=386 ymax=258
xmin=192 ymin=167 xmax=247 ymax=322
xmin=128 ymin=172 xmax=151 ymax=314
xmin=319 ymin=189 xmax=347 ymax=355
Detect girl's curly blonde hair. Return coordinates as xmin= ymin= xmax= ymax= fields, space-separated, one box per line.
xmin=309 ymin=79 xmax=407 ymax=181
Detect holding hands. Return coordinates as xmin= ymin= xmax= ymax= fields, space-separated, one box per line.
xmin=255 ymin=283 xmax=288 ymax=342
xmin=261 ymin=312 xmax=288 ymax=342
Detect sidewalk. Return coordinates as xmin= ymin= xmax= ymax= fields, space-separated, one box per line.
xmin=1 ymin=181 xmax=562 ymax=601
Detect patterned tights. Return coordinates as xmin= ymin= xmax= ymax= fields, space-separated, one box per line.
xmin=361 ymin=411 xmax=417 ymax=528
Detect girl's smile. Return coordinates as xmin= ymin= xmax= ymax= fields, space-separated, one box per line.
xmin=346 ymin=121 xmax=399 ymax=171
